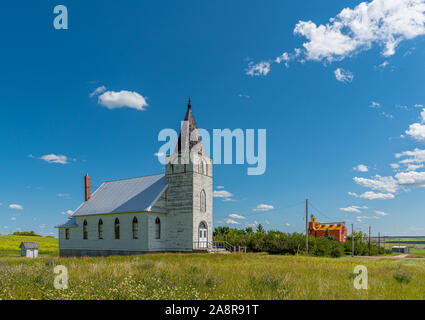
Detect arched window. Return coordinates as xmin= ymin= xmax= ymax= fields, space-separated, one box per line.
xmin=200 ymin=189 xmax=206 ymax=212
xmin=83 ymin=220 xmax=88 ymax=239
xmin=65 ymin=228 xmax=70 ymax=240
xmin=155 ymin=217 xmax=161 ymax=239
xmin=132 ymin=217 xmax=138 ymax=239
xmin=114 ymin=218 xmax=120 ymax=239
xmin=98 ymin=219 xmax=103 ymax=239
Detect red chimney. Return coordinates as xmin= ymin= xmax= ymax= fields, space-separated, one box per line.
xmin=84 ymin=173 xmax=91 ymax=201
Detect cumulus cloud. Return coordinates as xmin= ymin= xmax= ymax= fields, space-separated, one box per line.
xmin=294 ymin=0 xmax=425 ymax=62
xmin=395 ymin=170 xmax=425 ymax=186
xmin=253 ymin=204 xmax=274 ymax=212
xmin=353 ymin=164 xmax=369 ymax=172
xmin=9 ymin=204 xmax=23 ymax=210
xmin=375 ymin=210 xmax=389 ymax=216
xmin=340 ymin=205 xmax=368 ymax=213
xmin=89 ymin=85 xmax=107 ymax=97
xmin=229 ymin=213 xmax=246 ymax=220
xmin=353 ymin=175 xmax=399 ymax=193
xmin=405 ymin=108 xmax=425 ymax=142
xmin=370 ymin=101 xmax=381 ymax=108
xmin=225 ymin=219 xmax=241 ymax=225
xmin=359 ymin=191 xmax=395 ymax=200
xmin=334 ymin=68 xmax=354 ymax=83
xmin=40 ymin=154 xmax=70 ymax=164
xmin=245 ymin=61 xmax=271 ymax=76
xmin=98 ymin=90 xmax=148 ymax=111
xmin=213 ymin=190 xmax=233 ymax=198
xmin=61 ymin=210 xmax=74 ymax=215
xmin=246 ymin=0 xmax=425 ymax=75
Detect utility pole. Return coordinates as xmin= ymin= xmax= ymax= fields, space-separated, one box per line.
xmin=378 ymin=232 xmax=380 ymax=254
xmin=368 ymin=226 xmax=371 ymax=256
xmin=305 ymin=199 xmax=309 ymax=256
xmin=351 ymin=224 xmax=354 ymax=257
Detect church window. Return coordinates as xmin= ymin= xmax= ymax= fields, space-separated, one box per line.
xmin=132 ymin=217 xmax=138 ymax=239
xmin=83 ymin=220 xmax=88 ymax=240
xmin=115 ymin=218 xmax=120 ymax=239
xmin=200 ymin=189 xmax=206 ymax=212
xmin=98 ymin=219 xmax=103 ymax=239
xmin=155 ymin=217 xmax=161 ymax=239
xmin=65 ymin=228 xmax=69 ymax=240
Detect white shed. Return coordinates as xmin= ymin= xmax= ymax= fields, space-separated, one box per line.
xmin=20 ymin=241 xmax=40 ymax=258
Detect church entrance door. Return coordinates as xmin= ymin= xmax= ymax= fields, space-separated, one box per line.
xmin=199 ymin=222 xmax=208 ymax=248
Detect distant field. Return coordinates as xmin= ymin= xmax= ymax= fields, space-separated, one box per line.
xmin=0 ymin=235 xmax=58 ymax=257
xmin=1 ymin=253 xmax=425 ymax=300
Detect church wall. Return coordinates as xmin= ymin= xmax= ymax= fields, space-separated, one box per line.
xmin=192 ymin=159 xmax=213 ymax=246
xmin=59 ymin=212 xmax=167 ymax=256
xmin=165 ymin=163 xmax=194 ymax=251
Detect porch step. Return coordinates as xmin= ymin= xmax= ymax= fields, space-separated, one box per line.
xmin=208 ymin=248 xmax=230 ymax=254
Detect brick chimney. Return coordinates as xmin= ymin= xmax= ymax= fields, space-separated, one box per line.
xmin=84 ymin=173 xmax=91 ymax=201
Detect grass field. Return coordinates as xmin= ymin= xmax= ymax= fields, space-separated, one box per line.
xmin=0 ymin=235 xmax=58 ymax=257
xmin=1 ymin=235 xmax=425 ymax=300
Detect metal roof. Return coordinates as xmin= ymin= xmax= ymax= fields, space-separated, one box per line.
xmin=56 ymin=217 xmax=79 ymax=228
xmin=71 ymin=174 xmax=167 ymax=217
xmin=20 ymin=241 xmax=40 ymax=249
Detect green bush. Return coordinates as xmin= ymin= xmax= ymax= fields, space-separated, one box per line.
xmin=213 ymin=227 xmax=387 ymax=258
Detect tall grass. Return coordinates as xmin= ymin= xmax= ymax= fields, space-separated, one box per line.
xmin=1 ymin=253 xmax=425 ymax=300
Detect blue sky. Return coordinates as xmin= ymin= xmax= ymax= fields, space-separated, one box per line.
xmin=1 ymin=0 xmax=425 ymax=236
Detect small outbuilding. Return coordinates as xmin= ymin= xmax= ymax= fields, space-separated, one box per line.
xmin=392 ymin=246 xmax=410 ymax=254
xmin=20 ymin=241 xmax=40 ymax=258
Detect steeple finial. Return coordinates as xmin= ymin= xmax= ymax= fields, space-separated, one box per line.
xmin=188 ymin=96 xmax=191 ymax=109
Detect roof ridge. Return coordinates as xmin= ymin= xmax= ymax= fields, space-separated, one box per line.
xmin=103 ymin=173 xmax=164 ymax=183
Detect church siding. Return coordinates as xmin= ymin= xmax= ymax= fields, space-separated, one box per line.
xmin=59 ymin=212 xmax=167 ymax=256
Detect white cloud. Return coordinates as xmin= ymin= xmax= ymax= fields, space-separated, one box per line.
xmin=225 ymin=219 xmax=241 ymax=225
xmin=56 ymin=193 xmax=71 ymax=199
xmin=390 ymin=163 xmax=400 ymax=169
xmin=334 ymin=68 xmax=354 ymax=83
xmin=375 ymin=210 xmax=389 ymax=216
xmin=353 ymin=175 xmax=399 ymax=193
xmin=406 ymin=163 xmax=424 ymax=171
xmin=61 ymin=210 xmax=74 ymax=215
xmin=396 ymin=148 xmax=425 ymax=164
xmin=245 ymin=61 xmax=271 ymax=76
xmin=238 ymin=94 xmax=250 ymax=99
xmin=340 ymin=205 xmax=368 ymax=213
xmin=376 ymin=60 xmax=389 ymax=69
xmin=98 ymin=90 xmax=148 ymax=111
xmin=10 ymin=217 xmax=16 ymax=221
xmin=213 ymin=190 xmax=233 ymax=198
xmin=294 ymin=0 xmax=425 ymax=62
xmin=40 ymin=154 xmax=69 ymax=164
xmin=353 ymin=164 xmax=369 ymax=172
xmin=415 ymin=104 xmax=424 ymax=108
xmin=371 ymin=101 xmax=381 ymax=108
xmin=405 ymin=108 xmax=425 ymax=142
xmin=253 ymin=204 xmax=274 ymax=212
xmin=9 ymin=204 xmax=23 ymax=210
xmin=229 ymin=213 xmax=246 ymax=220
xmin=359 ymin=191 xmax=395 ymax=200
xmin=89 ymin=85 xmax=107 ymax=97
xmin=216 ymin=186 xmax=225 ymax=189
xmin=395 ymin=170 xmax=425 ymax=186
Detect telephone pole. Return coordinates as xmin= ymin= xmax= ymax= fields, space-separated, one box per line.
xmin=368 ymin=226 xmax=371 ymax=256
xmin=305 ymin=199 xmax=309 ymax=256
xmin=351 ymin=224 xmax=354 ymax=257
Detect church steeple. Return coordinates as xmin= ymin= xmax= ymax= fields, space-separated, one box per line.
xmin=175 ymin=97 xmax=203 ymax=154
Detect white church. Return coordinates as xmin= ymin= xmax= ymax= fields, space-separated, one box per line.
xmin=57 ymin=99 xmax=213 ymax=257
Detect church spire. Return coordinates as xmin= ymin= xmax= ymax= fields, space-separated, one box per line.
xmin=174 ymin=97 xmax=202 ymax=154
